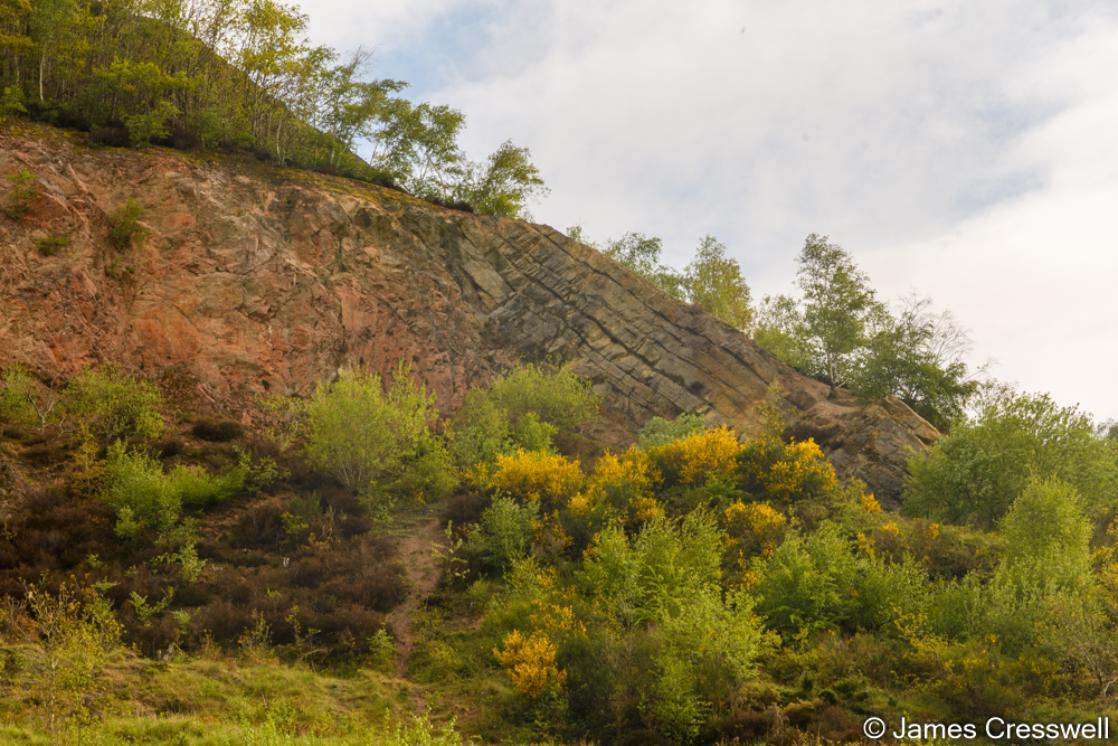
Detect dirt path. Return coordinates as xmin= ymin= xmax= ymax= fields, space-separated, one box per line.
xmin=384 ymin=513 xmax=446 ymax=676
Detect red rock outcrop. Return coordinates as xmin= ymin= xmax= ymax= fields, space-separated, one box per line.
xmin=0 ymin=123 xmax=937 ymax=502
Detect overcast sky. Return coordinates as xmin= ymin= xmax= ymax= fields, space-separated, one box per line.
xmin=295 ymin=0 xmax=1118 ymax=422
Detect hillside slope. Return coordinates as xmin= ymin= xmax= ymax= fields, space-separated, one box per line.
xmin=0 ymin=122 xmax=936 ymax=502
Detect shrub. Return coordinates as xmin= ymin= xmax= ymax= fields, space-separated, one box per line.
xmin=63 ymin=367 xmax=164 ymax=445
xmin=637 ymin=413 xmax=707 ymax=449
xmin=106 ymin=198 xmax=149 ymax=250
xmin=99 ymin=442 xmax=244 ymax=539
xmin=577 ymin=447 xmax=660 ymax=528
xmin=0 ymin=366 xmax=39 ymax=428
xmin=1000 ymin=478 xmax=1092 ymax=587
xmin=464 ymin=496 xmax=538 ymax=572
xmin=904 ymin=387 xmax=1118 ymax=527
xmin=303 ymin=365 xmax=453 ymax=508
xmin=123 ymin=99 xmax=179 ymax=146
xmin=493 ymin=628 xmax=566 ymax=698
xmin=487 ymin=365 xmax=600 ymax=450
xmin=753 ymin=525 xmax=858 ymax=635
xmin=724 ymin=500 xmax=786 ymax=560
xmin=484 ymin=449 xmax=583 ymax=511
xmin=0 ymin=84 xmax=26 ymax=120
xmin=22 ymin=582 xmax=123 ymax=733
xmin=738 ymin=435 xmax=840 ymax=506
xmin=34 ymin=232 xmax=70 ymax=256
xmin=446 ymin=388 xmax=512 ymax=468
xmin=4 ymin=168 xmax=37 ymax=220
xmin=646 ymin=425 xmax=742 ymax=487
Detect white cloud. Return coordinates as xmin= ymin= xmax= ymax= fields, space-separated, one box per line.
xmin=289 ymin=0 xmax=471 ymax=56
xmin=298 ymin=0 xmax=1118 ymax=420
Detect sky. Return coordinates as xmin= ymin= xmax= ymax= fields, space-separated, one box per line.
xmin=294 ymin=0 xmax=1118 ymax=422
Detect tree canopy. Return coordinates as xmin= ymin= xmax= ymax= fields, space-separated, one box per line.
xmin=0 ymin=0 xmax=544 ymax=217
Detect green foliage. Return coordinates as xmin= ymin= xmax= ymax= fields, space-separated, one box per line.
xmin=0 ymin=84 xmax=25 ymax=119
xmin=0 ymin=365 xmax=38 ymax=427
xmin=22 ymin=582 xmax=124 ymax=734
xmin=563 ymin=514 xmax=772 ymax=741
xmin=4 ymin=167 xmax=37 ymax=220
xmin=752 ymin=238 xmax=976 ymax=428
xmin=446 ymin=389 xmax=512 ymax=468
xmin=752 ymin=294 xmax=814 ymax=370
xmin=123 ymin=98 xmax=180 ymax=146
xmin=999 ymin=478 xmax=1092 ymax=589
xmin=449 ymin=365 xmax=599 ymax=465
xmin=455 ymin=140 xmax=547 ymax=218
xmin=487 ymin=365 xmax=599 ymax=437
xmin=600 ymin=232 xmax=756 ymax=331
xmin=602 ymin=232 xmax=687 ymax=299
xmin=63 ymin=367 xmax=164 ymax=445
xmin=796 ymin=234 xmax=880 ymax=388
xmin=464 ymin=496 xmax=538 ymax=572
xmin=754 ymin=525 xmax=857 ymax=635
xmin=366 ymin=628 xmax=396 ymax=669
xmin=100 ymin=441 xmax=245 ymax=539
xmin=304 ymin=365 xmax=455 ymax=506
xmin=106 ymin=198 xmax=148 ymax=250
xmin=683 ymin=235 xmax=753 ymax=329
xmin=637 ymin=413 xmax=707 ymax=449
xmin=0 ymin=0 xmax=546 ymax=214
xmin=855 ymin=295 xmax=977 ymax=430
xmin=904 ymin=387 xmax=1118 ymax=527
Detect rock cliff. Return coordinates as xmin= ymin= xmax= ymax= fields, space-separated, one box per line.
xmin=0 ymin=123 xmax=937 ymax=503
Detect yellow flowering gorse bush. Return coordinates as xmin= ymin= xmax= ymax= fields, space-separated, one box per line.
xmin=486 ymin=450 xmax=584 ymax=509
xmin=647 ymin=426 xmax=742 ymax=485
xmin=493 ymin=629 xmax=566 ymax=698
xmin=724 ymin=500 xmax=786 ymax=558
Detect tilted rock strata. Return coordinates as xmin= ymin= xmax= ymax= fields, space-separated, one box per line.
xmin=0 ymin=124 xmax=937 ymax=503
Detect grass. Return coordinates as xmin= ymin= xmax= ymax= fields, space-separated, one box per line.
xmin=0 ymin=644 xmax=467 ymax=745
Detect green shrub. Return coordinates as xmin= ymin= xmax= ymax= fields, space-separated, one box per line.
xmin=22 ymin=582 xmax=123 ymax=734
xmin=464 ymin=495 xmax=538 ymax=572
xmin=304 ymin=365 xmax=454 ymax=508
xmin=904 ymin=387 xmax=1118 ymax=527
xmin=35 ymin=232 xmax=70 ymax=256
xmin=447 ymin=389 xmax=512 ymax=468
xmin=63 ymin=367 xmax=164 ymax=445
xmin=753 ymin=524 xmax=858 ymax=635
xmin=106 ymin=198 xmax=148 ymax=250
xmin=637 ymin=413 xmax=707 ymax=449
xmin=0 ymin=366 xmax=38 ymax=428
xmin=448 ymin=365 xmax=599 ymax=464
xmin=4 ymin=168 xmax=37 ymax=221
xmin=123 ymin=99 xmax=179 ymax=146
xmin=0 ymin=84 xmax=26 ymax=120
xmin=100 ymin=442 xmax=244 ymax=539
xmin=487 ymin=365 xmax=599 ymax=435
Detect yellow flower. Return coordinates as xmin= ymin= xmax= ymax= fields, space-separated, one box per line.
xmin=861 ymin=493 xmax=883 ymax=513
xmin=493 ymin=629 xmax=566 ymax=697
xmin=647 ymin=426 xmax=743 ymax=484
xmin=486 ymin=449 xmax=583 ymax=509
xmin=724 ymin=500 xmax=786 ymax=557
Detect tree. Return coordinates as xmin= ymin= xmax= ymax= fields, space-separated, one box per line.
xmin=904 ymin=386 xmax=1118 ymax=527
xmin=683 ymin=235 xmax=753 ymax=329
xmin=304 ymin=365 xmax=447 ymax=504
xmin=751 ymin=294 xmax=812 ymax=371
xmin=603 ymin=232 xmax=686 ymax=299
xmin=796 ymin=234 xmax=881 ymax=391
xmin=854 ymin=295 xmax=977 ymax=430
xmin=457 ymin=140 xmax=547 ymax=218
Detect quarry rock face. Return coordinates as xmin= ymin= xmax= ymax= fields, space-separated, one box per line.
xmin=0 ymin=124 xmax=938 ymax=503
